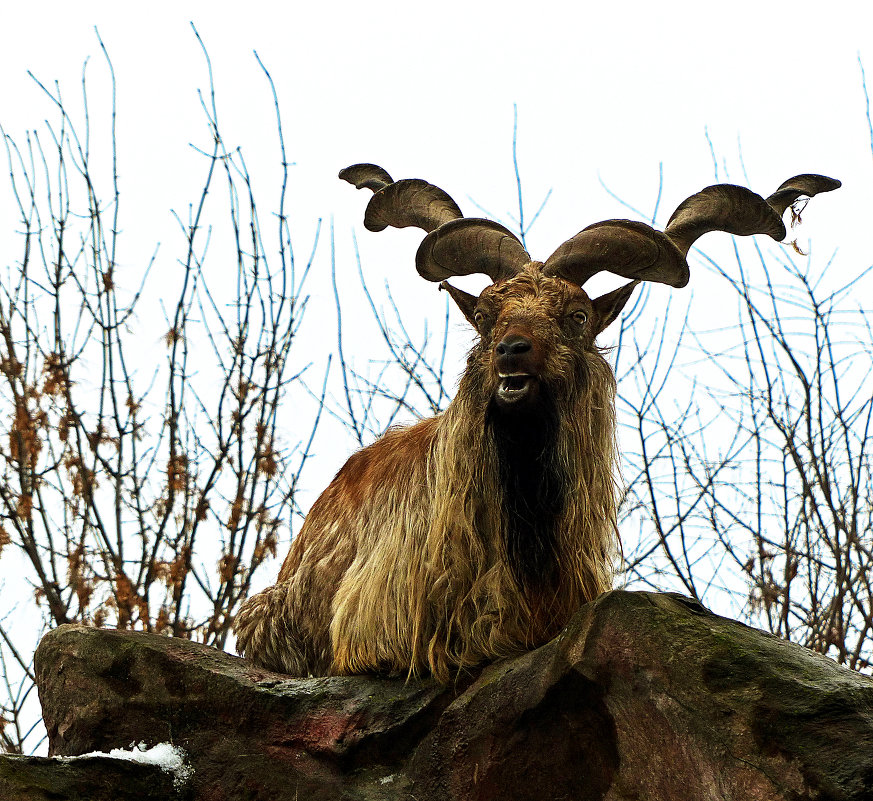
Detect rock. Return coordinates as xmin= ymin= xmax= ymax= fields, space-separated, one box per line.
xmin=21 ymin=591 xmax=873 ymax=800
xmin=0 ymin=753 xmax=189 ymax=801
xmin=34 ymin=622 xmax=453 ymax=800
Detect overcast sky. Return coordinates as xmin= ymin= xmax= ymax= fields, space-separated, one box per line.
xmin=3 ymin=3 xmax=867 ymax=247
xmin=1 ymin=1 xmax=870 ymax=504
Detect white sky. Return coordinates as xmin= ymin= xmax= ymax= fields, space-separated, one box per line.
xmin=0 ymin=1 xmax=870 ymax=548
xmin=2 ymin=2 xmax=867 ymax=249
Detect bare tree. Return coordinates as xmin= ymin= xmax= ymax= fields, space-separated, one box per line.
xmin=0 ymin=30 xmax=321 ymax=753
xmin=617 ymin=243 xmax=873 ymax=671
xmin=327 ymin=225 xmax=454 ymax=445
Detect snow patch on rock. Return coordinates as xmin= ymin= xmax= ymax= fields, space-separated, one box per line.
xmin=68 ymin=742 xmax=192 ymax=785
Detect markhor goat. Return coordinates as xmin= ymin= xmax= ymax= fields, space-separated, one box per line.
xmin=234 ymin=165 xmax=838 ymax=682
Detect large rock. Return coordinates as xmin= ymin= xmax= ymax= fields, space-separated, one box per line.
xmin=9 ymin=591 xmax=873 ymax=800
xmin=0 ymin=752 xmax=189 ymax=801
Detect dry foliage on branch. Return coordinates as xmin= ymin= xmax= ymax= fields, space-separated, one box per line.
xmin=0 ymin=32 xmax=321 ymax=753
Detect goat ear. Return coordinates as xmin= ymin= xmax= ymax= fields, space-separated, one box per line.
xmin=591 ymin=280 xmax=640 ymax=335
xmin=440 ymin=281 xmax=479 ymax=328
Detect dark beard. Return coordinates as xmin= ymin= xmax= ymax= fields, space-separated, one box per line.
xmin=487 ymin=390 xmax=565 ymax=594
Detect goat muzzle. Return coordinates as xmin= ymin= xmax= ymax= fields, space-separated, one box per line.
xmin=494 ymin=334 xmax=542 ymax=409
xmin=496 ymin=373 xmax=537 ymax=407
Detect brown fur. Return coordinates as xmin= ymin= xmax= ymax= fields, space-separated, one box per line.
xmin=234 ymin=265 xmax=621 ymax=682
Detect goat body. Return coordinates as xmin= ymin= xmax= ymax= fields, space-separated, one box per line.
xmin=234 ymin=165 xmax=839 ymax=681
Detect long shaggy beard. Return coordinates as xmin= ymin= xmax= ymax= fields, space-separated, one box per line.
xmin=487 ymin=390 xmax=565 ymax=594
xmin=412 ymin=350 xmax=619 ymax=680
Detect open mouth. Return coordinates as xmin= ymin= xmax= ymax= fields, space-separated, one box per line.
xmin=496 ymin=373 xmax=536 ymax=405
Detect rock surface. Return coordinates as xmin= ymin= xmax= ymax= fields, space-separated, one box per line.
xmin=5 ymin=590 xmax=873 ymax=800
xmin=0 ymin=752 xmax=189 ymax=801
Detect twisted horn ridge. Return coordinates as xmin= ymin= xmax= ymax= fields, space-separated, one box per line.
xmin=416 ymin=218 xmax=532 ymax=283
xmin=341 ymin=164 xmax=840 ymax=291
xmin=364 ymin=179 xmax=463 ymax=233
xmin=765 ymin=174 xmax=842 ymax=218
xmin=543 ymin=220 xmax=689 ymax=288
xmin=664 ymin=175 xmax=841 ymax=256
xmin=339 ymin=164 xmax=462 ymax=234
xmin=665 ymin=184 xmax=786 ymax=256
xmin=543 ymin=173 xmax=839 ymax=290
xmin=338 ymin=163 xmax=394 ymax=193
xmin=341 ymin=163 xmax=530 ymax=283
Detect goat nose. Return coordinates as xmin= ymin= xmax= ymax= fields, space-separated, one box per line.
xmin=496 ymin=334 xmax=532 ymax=357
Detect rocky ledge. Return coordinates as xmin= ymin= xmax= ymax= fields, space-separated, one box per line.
xmin=2 ymin=590 xmax=872 ymax=800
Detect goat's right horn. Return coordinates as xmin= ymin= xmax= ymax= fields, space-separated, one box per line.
xmin=415 ymin=218 xmax=532 ymax=283
xmin=338 ymin=163 xmax=394 ymax=193
xmin=339 ymin=164 xmax=463 ymax=234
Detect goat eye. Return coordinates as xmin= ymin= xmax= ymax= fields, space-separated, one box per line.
xmin=474 ymin=311 xmax=486 ymax=328
xmin=571 ymin=310 xmax=588 ymax=325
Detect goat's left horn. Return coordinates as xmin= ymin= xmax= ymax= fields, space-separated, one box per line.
xmin=543 ymin=173 xmax=840 ymax=289
xmin=416 ymin=218 xmax=532 ymax=283
xmin=543 ymin=220 xmax=689 ymax=288
xmin=664 ymin=174 xmax=841 ymax=256
xmin=765 ymin=174 xmax=842 ymax=218
xmin=339 ymin=164 xmax=463 ymax=234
